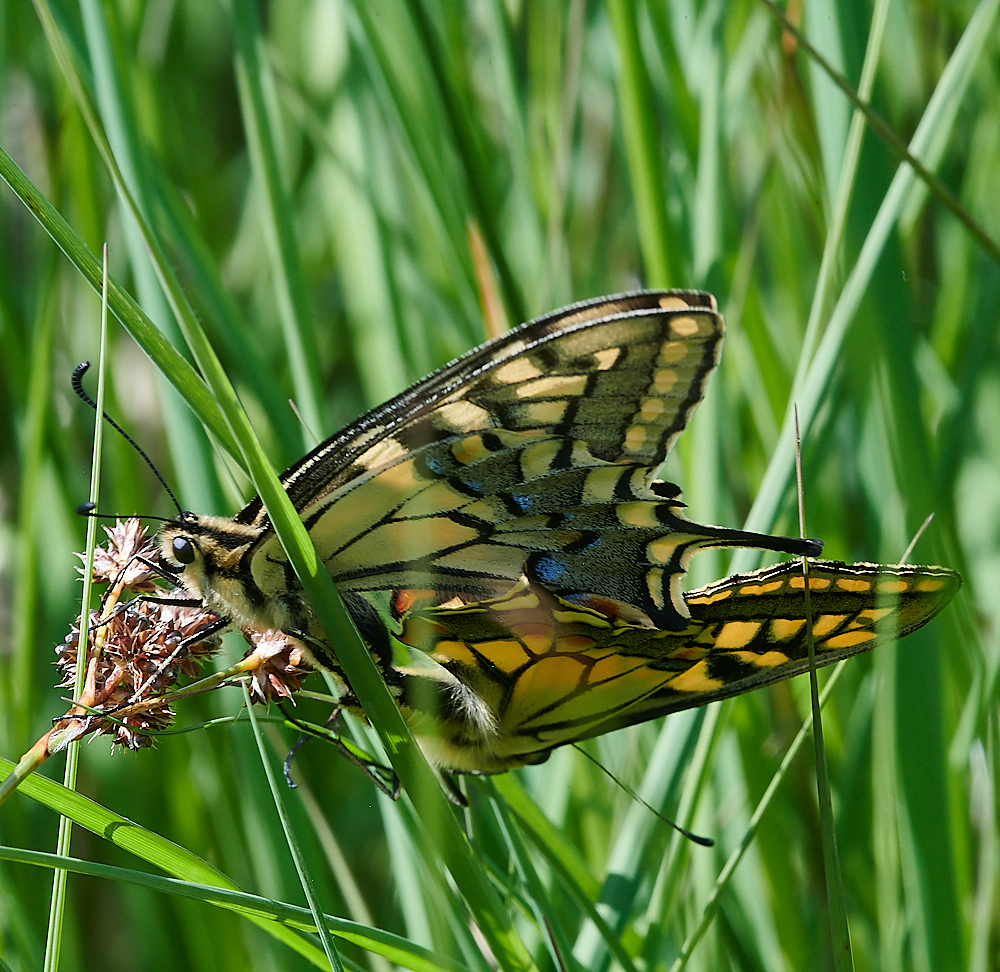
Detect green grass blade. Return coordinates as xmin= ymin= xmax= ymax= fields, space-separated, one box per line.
xmin=7 ymin=255 xmax=56 ymax=749
xmin=42 ymin=247 xmax=109 ymax=972
xmin=487 ymin=778 xmax=639 ymax=972
xmin=231 ymin=0 xmax=323 ymax=445
xmin=732 ymin=0 xmax=1000 ymax=569
xmin=606 ymin=0 xmax=675 ymax=287
xmin=0 ymin=844 xmax=472 ymax=972
xmin=244 ymin=685 xmax=344 ymax=971
xmin=401 ymin=0 xmax=527 ymax=325
xmin=761 ymin=0 xmax=1000 ymax=267
xmin=793 ymin=0 xmax=891 ymax=393
xmin=0 ymin=144 xmax=241 ymax=462
xmin=669 ymin=663 xmax=849 ymax=971
xmin=571 ymin=709 xmax=703 ymax=970
xmin=0 ymin=756 xmax=329 ymax=967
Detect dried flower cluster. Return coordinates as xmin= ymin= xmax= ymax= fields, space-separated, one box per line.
xmin=242 ymin=628 xmax=312 ymax=702
xmin=56 ymin=601 xmax=222 ymax=748
xmin=83 ymin=516 xmax=160 ymax=592
xmin=54 ymin=518 xmax=313 ymax=750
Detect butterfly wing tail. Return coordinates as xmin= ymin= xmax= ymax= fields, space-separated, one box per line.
xmin=578 ymin=559 xmax=962 ymax=739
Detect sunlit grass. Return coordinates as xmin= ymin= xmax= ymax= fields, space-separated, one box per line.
xmin=1 ymin=1 xmax=997 ymax=970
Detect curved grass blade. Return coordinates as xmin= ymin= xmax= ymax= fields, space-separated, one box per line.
xmin=0 ymin=756 xmax=331 ymax=968
xmin=0 ymin=845 xmax=472 ymax=972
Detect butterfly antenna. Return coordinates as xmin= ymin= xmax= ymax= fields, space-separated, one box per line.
xmin=75 ymin=502 xmax=174 ymax=524
xmin=73 ymin=362 xmax=183 ymax=514
xmin=572 ymin=745 xmax=714 ymax=847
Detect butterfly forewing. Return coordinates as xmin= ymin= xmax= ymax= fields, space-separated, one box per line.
xmin=237 ymin=289 xmax=721 ymax=524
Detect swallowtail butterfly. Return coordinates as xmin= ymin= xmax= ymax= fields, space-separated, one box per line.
xmin=154 ymin=291 xmax=959 ymax=773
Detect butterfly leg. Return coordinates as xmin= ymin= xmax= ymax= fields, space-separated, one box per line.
xmin=440 ymin=772 xmax=468 ymax=808
xmin=277 ymin=703 xmax=401 ymax=800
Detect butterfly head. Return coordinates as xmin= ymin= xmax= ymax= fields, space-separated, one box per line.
xmin=157 ymin=513 xmax=265 ymax=621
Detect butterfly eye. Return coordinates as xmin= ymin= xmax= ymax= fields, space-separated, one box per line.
xmin=172 ymin=537 xmax=197 ymax=565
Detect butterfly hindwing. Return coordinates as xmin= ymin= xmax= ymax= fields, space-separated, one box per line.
xmin=394 ymin=561 xmax=961 ymax=772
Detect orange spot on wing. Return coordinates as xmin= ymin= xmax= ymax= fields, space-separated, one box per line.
xmin=823 ymin=630 xmax=876 ymax=649
xmin=476 ymin=639 xmax=532 ymax=667
xmin=739 ymin=581 xmax=784 ymax=595
xmin=728 ymin=649 xmax=788 ymax=667
xmin=756 ymin=650 xmax=790 ymax=666
xmin=790 ymin=575 xmax=831 ymax=590
xmin=835 ymin=578 xmax=870 ymax=592
xmin=857 ymin=608 xmax=893 ymax=623
xmin=877 ymin=580 xmax=908 ymax=594
xmin=667 ymin=661 xmax=724 ymax=694
xmin=714 ymin=621 xmax=761 ymax=649
xmin=688 ymin=589 xmax=733 ymax=605
xmin=394 ymin=589 xmax=437 ymax=615
xmin=510 ymin=623 xmax=554 ymax=654
xmin=432 ymin=640 xmax=478 ymax=668
xmin=772 ymin=618 xmax=805 ymax=640
xmin=812 ymin=614 xmax=847 ymax=637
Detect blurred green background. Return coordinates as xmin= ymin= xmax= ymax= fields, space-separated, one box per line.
xmin=0 ymin=0 xmax=997 ymax=970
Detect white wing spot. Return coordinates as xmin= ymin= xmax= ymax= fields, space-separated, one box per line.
xmin=494 ymin=340 xmax=527 ymax=360
xmin=670 ymin=316 xmax=700 ymax=337
xmin=593 ymin=348 xmax=621 ymax=370
xmin=617 ymin=502 xmax=659 ymax=528
xmin=659 ymin=341 xmax=688 ymax=364
xmin=494 ymin=357 xmax=543 ymax=384
xmin=433 ymin=401 xmax=493 ymax=432
xmin=520 ymin=440 xmax=561 ymax=479
xmin=624 ymin=424 xmax=647 ymax=452
xmin=646 ymin=568 xmax=666 ymax=609
xmin=522 ymin=400 xmax=568 ymax=424
xmin=647 ymin=535 xmax=682 ymax=564
xmin=452 ymin=435 xmax=492 ymax=466
xmin=358 ymin=437 xmax=408 ymax=471
xmin=516 ymin=375 xmax=588 ymax=398
xmin=658 ymin=295 xmax=690 ymax=310
xmin=582 ymin=467 xmax=626 ymax=504
xmin=653 ymin=369 xmax=678 ymax=394
xmin=640 ymin=397 xmax=665 ymax=422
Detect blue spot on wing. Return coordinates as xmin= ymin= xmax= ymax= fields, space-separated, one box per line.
xmin=527 ymin=554 xmax=565 ymax=585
